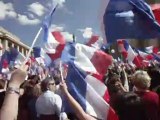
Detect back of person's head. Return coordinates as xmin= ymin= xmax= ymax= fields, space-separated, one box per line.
xmin=41 ymin=77 xmax=56 ymax=92
xmin=132 ymin=70 xmax=151 ymax=90
xmin=115 ymin=92 xmax=147 ymax=120
xmin=147 ymin=67 xmax=160 ymax=90
xmin=32 ymin=84 xmax=42 ymax=97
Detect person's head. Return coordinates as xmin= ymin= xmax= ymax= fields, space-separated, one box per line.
xmin=107 ymin=74 xmax=123 ymax=95
xmin=115 ymin=92 xmax=147 ymax=120
xmin=132 ymin=70 xmax=151 ymax=90
xmin=41 ymin=77 xmax=56 ymax=92
xmin=32 ymin=84 xmax=42 ymax=97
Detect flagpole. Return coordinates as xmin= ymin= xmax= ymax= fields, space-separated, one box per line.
xmin=59 ymin=60 xmax=64 ymax=82
xmin=24 ymin=27 xmax=43 ymax=64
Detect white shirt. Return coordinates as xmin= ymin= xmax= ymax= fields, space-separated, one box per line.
xmin=36 ymin=90 xmax=62 ymax=116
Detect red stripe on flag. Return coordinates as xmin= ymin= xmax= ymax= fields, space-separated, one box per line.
xmin=107 ymin=107 xmax=119 ymax=120
xmin=47 ymin=44 xmax=65 ymax=60
xmin=151 ymin=4 xmax=160 ymax=24
xmin=52 ymin=31 xmax=65 ymax=44
xmin=90 ymin=50 xmax=112 ymax=75
xmin=103 ymin=89 xmax=110 ymax=103
xmin=86 ymin=35 xmax=99 ymax=46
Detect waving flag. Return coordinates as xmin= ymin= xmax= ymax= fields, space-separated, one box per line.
xmin=44 ymin=31 xmax=66 ymax=60
xmin=151 ymin=3 xmax=160 ymax=24
xmin=103 ymin=0 xmax=160 ymax=43
xmin=62 ymin=43 xmax=113 ymax=76
xmin=86 ymin=35 xmax=104 ymax=49
xmin=145 ymin=45 xmax=159 ymax=54
xmin=152 ymin=53 xmax=160 ymax=62
xmin=122 ymin=40 xmax=142 ymax=67
xmin=0 ymin=50 xmax=10 ymax=73
xmin=33 ymin=47 xmax=51 ymax=66
xmin=65 ymin=62 xmax=118 ymax=120
xmin=134 ymin=48 xmax=153 ymax=61
xmin=42 ymin=5 xmax=67 ymax=61
xmin=9 ymin=47 xmax=19 ymax=62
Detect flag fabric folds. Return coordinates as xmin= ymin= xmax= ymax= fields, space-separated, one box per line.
xmin=0 ymin=50 xmax=10 ymax=73
xmin=43 ymin=5 xmax=58 ymax=42
xmin=151 ymin=3 xmax=160 ymax=24
xmin=42 ymin=5 xmax=66 ymax=61
xmin=33 ymin=47 xmax=51 ymax=66
xmin=103 ymin=0 xmax=160 ymax=43
xmin=65 ymin=62 xmax=118 ymax=120
xmin=61 ymin=42 xmax=113 ymax=76
xmin=119 ymin=40 xmax=142 ymax=67
xmin=86 ymin=35 xmax=104 ymax=49
xmin=145 ymin=46 xmax=159 ymax=54
xmin=44 ymin=31 xmax=66 ymax=61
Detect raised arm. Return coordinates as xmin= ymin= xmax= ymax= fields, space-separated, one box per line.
xmin=60 ymin=81 xmax=96 ymax=120
xmin=0 ymin=65 xmax=27 ymax=120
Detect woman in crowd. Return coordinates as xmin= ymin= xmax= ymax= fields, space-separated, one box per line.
xmin=132 ymin=70 xmax=160 ymax=120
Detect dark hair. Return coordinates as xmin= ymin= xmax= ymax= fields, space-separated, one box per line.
xmin=106 ymin=75 xmax=122 ymax=95
xmin=115 ymin=92 xmax=147 ymax=120
xmin=41 ymin=77 xmax=55 ymax=92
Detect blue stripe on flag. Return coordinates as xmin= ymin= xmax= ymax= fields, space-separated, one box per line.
xmin=103 ymin=0 xmax=160 ymax=43
xmin=64 ymin=62 xmax=87 ymax=112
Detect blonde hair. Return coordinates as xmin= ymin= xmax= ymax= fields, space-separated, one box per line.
xmin=132 ymin=70 xmax=151 ymax=89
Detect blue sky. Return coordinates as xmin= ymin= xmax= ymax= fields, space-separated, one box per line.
xmin=0 ymin=0 xmax=105 ymax=46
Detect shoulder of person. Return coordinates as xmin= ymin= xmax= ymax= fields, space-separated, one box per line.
xmin=54 ymin=94 xmax=61 ymax=99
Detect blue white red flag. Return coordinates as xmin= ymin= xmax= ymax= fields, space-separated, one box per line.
xmin=61 ymin=43 xmax=113 ymax=76
xmin=102 ymin=0 xmax=160 ymax=43
xmin=65 ymin=62 xmax=118 ymax=120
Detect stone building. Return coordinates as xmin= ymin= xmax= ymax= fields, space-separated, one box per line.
xmin=0 ymin=27 xmax=30 ymax=56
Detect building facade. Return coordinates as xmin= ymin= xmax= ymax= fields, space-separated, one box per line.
xmin=0 ymin=27 xmax=30 ymax=56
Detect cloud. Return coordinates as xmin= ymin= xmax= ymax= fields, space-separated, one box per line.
xmin=0 ymin=1 xmax=17 ymax=20
xmin=6 ymin=11 xmax=17 ymax=18
xmin=46 ymin=0 xmax=66 ymax=8
xmin=53 ymin=0 xmax=66 ymax=7
xmin=78 ymin=27 xmax=93 ymax=39
xmin=28 ymin=2 xmax=45 ymax=16
xmin=17 ymin=14 xmax=40 ymax=25
xmin=50 ymin=24 xmax=73 ymax=42
xmin=0 ymin=1 xmax=40 ymax=25
xmin=50 ymin=24 xmax=64 ymax=31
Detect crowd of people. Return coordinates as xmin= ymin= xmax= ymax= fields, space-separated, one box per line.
xmin=0 ymin=58 xmax=160 ymax=120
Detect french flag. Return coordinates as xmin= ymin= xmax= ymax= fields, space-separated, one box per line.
xmin=42 ymin=5 xmax=65 ymax=61
xmin=33 ymin=47 xmax=51 ymax=66
xmin=102 ymin=0 xmax=160 ymax=43
xmin=117 ymin=40 xmax=128 ymax=58
xmin=123 ymin=40 xmax=142 ymax=68
xmin=62 ymin=42 xmax=113 ymax=76
xmin=0 ymin=50 xmax=10 ymax=73
xmin=44 ymin=30 xmax=66 ymax=61
xmin=86 ymin=35 xmax=104 ymax=49
xmin=145 ymin=46 xmax=159 ymax=54
xmin=152 ymin=53 xmax=160 ymax=62
xmin=65 ymin=62 xmax=118 ymax=120
xmin=134 ymin=49 xmax=153 ymax=61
